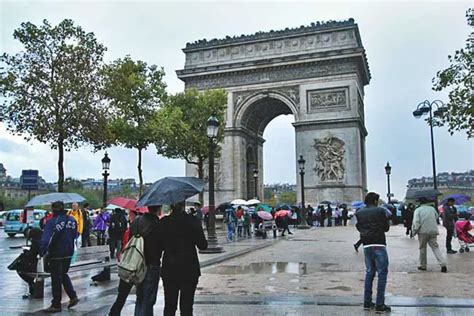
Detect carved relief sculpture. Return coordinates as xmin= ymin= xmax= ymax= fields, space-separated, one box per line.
xmin=307 ymin=88 xmax=347 ymax=113
xmin=313 ymin=137 xmax=345 ymax=182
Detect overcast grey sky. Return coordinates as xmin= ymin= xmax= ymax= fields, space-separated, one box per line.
xmin=1 ymin=0 xmax=473 ymax=200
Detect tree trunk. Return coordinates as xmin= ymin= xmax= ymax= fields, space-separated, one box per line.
xmin=197 ymin=157 xmax=204 ymax=205
xmin=138 ymin=148 xmax=143 ymax=197
xmin=57 ymin=139 xmax=64 ymax=192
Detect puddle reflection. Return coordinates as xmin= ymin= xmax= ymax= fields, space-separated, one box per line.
xmin=207 ymin=262 xmax=307 ymax=275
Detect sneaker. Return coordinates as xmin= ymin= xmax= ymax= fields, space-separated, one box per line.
xmin=417 ymin=266 xmax=427 ymax=271
xmin=375 ymin=304 xmax=391 ymax=314
xmin=441 ymin=266 xmax=447 ymax=273
xmin=447 ymin=250 xmax=457 ymax=254
xmin=288 ymin=232 xmax=293 ymax=235
xmin=363 ymin=301 xmax=375 ymax=310
xmin=68 ymin=297 xmax=80 ymax=309
xmin=43 ymin=305 xmax=62 ymax=313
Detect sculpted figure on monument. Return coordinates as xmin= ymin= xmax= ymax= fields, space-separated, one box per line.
xmin=313 ymin=137 xmax=345 ymax=181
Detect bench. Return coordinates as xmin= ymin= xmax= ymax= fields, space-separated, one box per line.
xmin=27 ymin=245 xmax=115 ymax=299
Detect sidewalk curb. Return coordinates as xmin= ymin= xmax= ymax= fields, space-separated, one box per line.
xmin=200 ymin=240 xmax=279 ymax=268
xmin=192 ymin=294 xmax=474 ymax=308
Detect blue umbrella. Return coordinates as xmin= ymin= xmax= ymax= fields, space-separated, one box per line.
xmin=351 ymin=201 xmax=365 ymax=209
xmin=440 ymin=194 xmax=471 ymax=205
xmin=136 ymin=177 xmax=205 ymax=206
xmin=25 ymin=192 xmax=86 ymax=207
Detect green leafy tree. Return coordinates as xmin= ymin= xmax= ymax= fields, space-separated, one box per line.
xmin=279 ymin=191 xmax=296 ymax=205
xmin=64 ymin=177 xmax=83 ymax=191
xmin=101 ymin=56 xmax=167 ymax=195
xmin=153 ymin=88 xmax=227 ymax=202
xmin=432 ymin=9 xmax=474 ymax=138
xmin=0 ymin=19 xmax=109 ymax=192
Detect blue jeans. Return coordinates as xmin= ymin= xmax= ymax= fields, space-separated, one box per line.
xmin=363 ymin=246 xmax=389 ymax=306
xmin=227 ymin=223 xmax=235 ymax=241
xmin=135 ymin=265 xmax=160 ymax=316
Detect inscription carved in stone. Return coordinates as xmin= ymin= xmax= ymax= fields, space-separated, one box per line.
xmin=307 ymin=88 xmax=347 ymax=113
xmin=313 ymin=136 xmax=345 ymax=182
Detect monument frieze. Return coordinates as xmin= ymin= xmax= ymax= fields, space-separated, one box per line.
xmin=184 ymin=59 xmax=359 ymax=90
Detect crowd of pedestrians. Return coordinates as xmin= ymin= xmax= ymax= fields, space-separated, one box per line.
xmin=10 ymin=189 xmax=469 ymax=315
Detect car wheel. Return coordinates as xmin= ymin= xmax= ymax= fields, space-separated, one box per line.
xmin=7 ymin=233 xmax=16 ymax=238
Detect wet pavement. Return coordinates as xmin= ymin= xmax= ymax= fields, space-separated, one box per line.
xmin=0 ymin=223 xmax=473 ymax=314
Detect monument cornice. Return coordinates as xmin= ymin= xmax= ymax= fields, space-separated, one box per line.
xmin=177 ymin=49 xmax=367 ymax=78
xmin=293 ymin=118 xmax=368 ymax=136
xmin=184 ymin=19 xmax=357 ymax=50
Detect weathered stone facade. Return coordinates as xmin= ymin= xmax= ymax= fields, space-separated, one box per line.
xmin=178 ymin=19 xmax=370 ymax=205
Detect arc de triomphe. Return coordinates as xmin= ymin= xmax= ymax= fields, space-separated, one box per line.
xmin=177 ymin=19 xmax=371 ymax=205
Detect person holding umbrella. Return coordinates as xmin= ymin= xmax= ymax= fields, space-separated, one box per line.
xmin=159 ymin=202 xmax=207 ymax=316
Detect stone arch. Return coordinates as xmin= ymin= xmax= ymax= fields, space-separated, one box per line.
xmin=234 ymin=91 xmax=300 ymax=135
xmin=178 ymin=20 xmax=370 ymax=205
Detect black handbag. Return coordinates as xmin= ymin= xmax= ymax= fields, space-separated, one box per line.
xmin=8 ymin=253 xmax=25 ymax=271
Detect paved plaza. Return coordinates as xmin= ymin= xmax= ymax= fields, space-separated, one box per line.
xmin=0 ymin=223 xmax=473 ymax=315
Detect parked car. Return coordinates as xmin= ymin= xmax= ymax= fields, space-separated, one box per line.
xmin=4 ymin=209 xmax=46 ymax=237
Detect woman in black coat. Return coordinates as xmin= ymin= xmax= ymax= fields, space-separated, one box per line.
xmin=17 ymin=228 xmax=42 ymax=298
xmin=159 ymin=202 xmax=208 ymax=316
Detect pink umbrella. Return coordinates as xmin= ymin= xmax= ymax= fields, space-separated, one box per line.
xmin=274 ymin=210 xmax=291 ymax=218
xmin=201 ymin=206 xmax=210 ymax=215
xmin=257 ymin=211 xmax=273 ymax=221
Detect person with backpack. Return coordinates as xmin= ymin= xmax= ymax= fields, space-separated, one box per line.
xmin=109 ymin=210 xmax=139 ymax=316
xmin=40 ymin=201 xmax=79 ymax=313
xmin=122 ymin=205 xmax=161 ymax=316
xmin=108 ymin=208 xmax=128 ymax=259
xmin=159 ymin=202 xmax=207 ymax=316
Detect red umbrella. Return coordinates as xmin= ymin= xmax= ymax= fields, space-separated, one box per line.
xmin=108 ymin=197 xmax=148 ymax=213
xmin=274 ymin=210 xmax=291 ymax=218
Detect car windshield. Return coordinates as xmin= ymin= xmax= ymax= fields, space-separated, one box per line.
xmin=7 ymin=212 xmax=20 ymax=221
xmin=33 ymin=212 xmax=43 ymax=220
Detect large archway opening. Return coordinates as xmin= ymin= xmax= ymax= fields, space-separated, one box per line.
xmin=237 ymin=95 xmax=297 ymax=200
xmin=262 ymin=115 xmax=295 ymax=197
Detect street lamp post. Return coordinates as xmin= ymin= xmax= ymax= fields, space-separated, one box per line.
xmin=413 ymin=100 xmax=448 ymax=206
xmin=101 ymin=152 xmax=111 ymax=207
xmin=253 ymin=168 xmax=259 ymax=199
xmin=200 ymin=115 xmax=224 ymax=253
xmin=385 ymin=162 xmax=392 ymax=203
xmin=297 ymin=155 xmax=310 ymax=229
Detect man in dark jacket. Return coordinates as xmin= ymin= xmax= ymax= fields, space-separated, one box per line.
xmin=356 ymin=192 xmax=391 ymax=314
xmin=159 ymin=202 xmax=207 ymax=316
xmin=40 ymin=201 xmax=79 ymax=313
xmin=341 ymin=204 xmax=349 ymax=226
xmin=442 ymin=198 xmax=458 ymax=254
xmin=81 ymin=203 xmax=92 ymax=247
xmin=108 ymin=208 xmax=128 ymax=258
xmin=133 ymin=205 xmax=161 ymax=316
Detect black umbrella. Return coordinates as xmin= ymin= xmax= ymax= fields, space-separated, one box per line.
xmin=405 ymin=188 xmax=441 ymax=200
xmin=136 ymin=177 xmax=205 ymax=206
xmin=215 ymin=202 xmax=232 ymax=213
xmin=320 ymin=200 xmax=333 ymax=205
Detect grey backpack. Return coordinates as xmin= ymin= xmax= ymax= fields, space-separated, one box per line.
xmin=118 ymin=222 xmax=147 ymax=284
